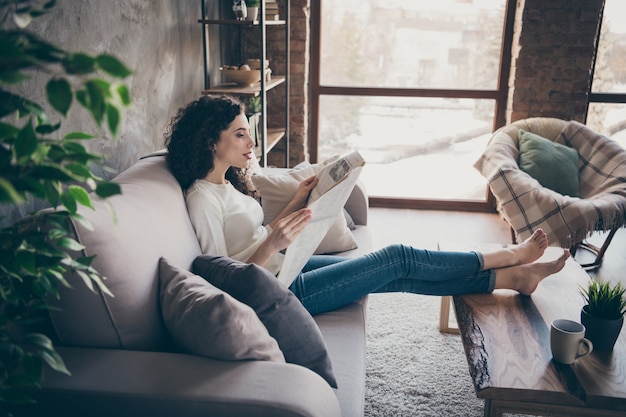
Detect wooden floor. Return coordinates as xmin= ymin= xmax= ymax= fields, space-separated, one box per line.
xmin=367 ymin=207 xmax=626 ymax=285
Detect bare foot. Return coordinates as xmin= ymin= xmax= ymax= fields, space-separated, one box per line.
xmin=495 ymin=249 xmax=570 ymax=295
xmin=511 ymin=229 xmax=549 ymax=265
xmin=482 ymin=229 xmax=549 ymax=270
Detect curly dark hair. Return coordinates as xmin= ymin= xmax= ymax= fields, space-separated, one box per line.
xmin=164 ymin=95 xmax=254 ymax=196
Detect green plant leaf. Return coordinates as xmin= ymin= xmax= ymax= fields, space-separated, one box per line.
xmin=25 ymin=333 xmax=54 ymax=351
xmin=74 ymin=269 xmax=95 ymax=292
xmin=15 ymin=250 xmax=36 ymax=274
xmin=116 ymin=84 xmax=131 ymax=106
xmin=0 ymin=122 xmax=20 ymax=139
xmin=106 ymin=102 xmax=120 ymax=135
xmin=13 ymin=119 xmax=38 ymax=160
xmin=63 ymin=131 xmax=94 ymax=140
xmin=29 ymin=164 xmax=76 ymax=181
xmin=96 ymin=54 xmax=132 ymax=78
xmin=95 ymin=181 xmax=121 ymax=198
xmin=34 ymin=121 xmax=61 ymax=134
xmin=87 ymin=272 xmax=114 ymax=298
xmin=56 ymin=237 xmax=84 ymax=252
xmin=68 ymin=185 xmax=93 ymax=209
xmin=581 ymin=279 xmax=626 ymax=320
xmin=84 ymin=80 xmax=105 ymax=125
xmin=60 ymin=191 xmax=77 ymax=213
xmin=61 ymin=52 xmax=95 ymax=75
xmin=0 ymin=177 xmax=24 ymax=203
xmin=0 ymin=70 xmax=30 ymax=84
xmin=65 ymin=163 xmax=92 ymax=179
xmin=38 ymin=348 xmax=70 ymax=375
xmin=46 ymin=77 xmax=72 ymax=116
xmin=69 ymin=212 xmax=93 ymax=231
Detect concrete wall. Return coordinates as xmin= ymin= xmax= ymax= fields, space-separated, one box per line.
xmin=3 ymin=0 xmax=207 ymax=224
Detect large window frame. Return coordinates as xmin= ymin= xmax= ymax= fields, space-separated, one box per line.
xmin=588 ymin=1 xmax=626 ymax=126
xmin=309 ymin=0 xmax=517 ymax=212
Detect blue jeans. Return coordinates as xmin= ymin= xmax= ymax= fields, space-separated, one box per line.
xmin=289 ymin=244 xmax=495 ymax=315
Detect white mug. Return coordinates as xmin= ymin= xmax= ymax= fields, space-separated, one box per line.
xmin=550 ymin=319 xmax=593 ymax=364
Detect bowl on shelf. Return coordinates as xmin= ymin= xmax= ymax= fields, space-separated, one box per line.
xmin=220 ymin=68 xmax=261 ymax=86
xmin=245 ymin=59 xmax=270 ymax=70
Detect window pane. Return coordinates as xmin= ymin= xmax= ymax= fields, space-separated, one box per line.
xmin=318 ymin=96 xmax=492 ymax=200
xmin=592 ymin=0 xmax=626 ymax=94
xmin=320 ymin=0 xmax=506 ymax=89
xmin=587 ymin=102 xmax=626 ymax=149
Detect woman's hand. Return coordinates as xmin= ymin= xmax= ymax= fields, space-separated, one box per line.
xmin=269 ymin=175 xmax=318 ymax=230
xmin=247 ymin=208 xmax=312 ymax=267
xmin=266 ymin=208 xmax=312 ymax=252
xmin=290 ymin=175 xmax=318 ymax=211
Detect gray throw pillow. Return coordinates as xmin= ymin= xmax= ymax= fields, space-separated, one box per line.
xmin=159 ymin=257 xmax=285 ymax=362
xmin=192 ymin=255 xmax=338 ymax=388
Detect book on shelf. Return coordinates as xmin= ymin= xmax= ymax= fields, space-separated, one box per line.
xmin=277 ymin=150 xmax=366 ymax=287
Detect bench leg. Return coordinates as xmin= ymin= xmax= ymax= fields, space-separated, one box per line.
xmin=438 ymin=296 xmax=459 ymax=334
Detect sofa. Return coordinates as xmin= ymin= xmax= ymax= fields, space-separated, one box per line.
xmin=19 ymin=153 xmax=373 ymax=417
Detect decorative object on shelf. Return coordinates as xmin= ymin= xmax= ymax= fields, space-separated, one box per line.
xmin=233 ymin=0 xmax=247 ymax=20
xmin=580 ymin=279 xmax=626 ymax=351
xmin=220 ymin=66 xmax=262 ymax=86
xmin=265 ymin=0 xmax=280 ymax=21
xmin=246 ymin=0 xmax=260 ymax=21
xmin=199 ymin=0 xmax=290 ymax=167
xmin=245 ymin=58 xmax=272 ymax=81
xmin=244 ymin=97 xmax=262 ymax=147
xmin=245 ymin=58 xmax=270 ymax=70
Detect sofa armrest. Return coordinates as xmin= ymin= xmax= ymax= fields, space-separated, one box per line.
xmin=344 ymin=179 xmax=368 ymax=226
xmin=25 ymin=347 xmax=341 ymax=417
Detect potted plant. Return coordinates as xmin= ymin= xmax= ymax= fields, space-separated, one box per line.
xmin=580 ymin=279 xmax=626 ymax=351
xmin=246 ymin=0 xmax=260 ymax=21
xmin=243 ymin=96 xmax=262 ymax=147
xmin=0 ymin=0 xmax=131 ymax=412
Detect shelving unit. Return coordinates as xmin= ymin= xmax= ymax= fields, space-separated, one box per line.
xmin=199 ymin=0 xmax=290 ymax=167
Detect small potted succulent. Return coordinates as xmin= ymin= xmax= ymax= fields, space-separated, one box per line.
xmin=580 ymin=279 xmax=626 ymax=351
xmin=246 ymin=0 xmax=260 ymax=21
xmin=244 ymin=96 xmax=262 ymax=147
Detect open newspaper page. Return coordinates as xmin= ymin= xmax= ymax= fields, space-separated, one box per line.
xmin=277 ymin=151 xmax=365 ymax=287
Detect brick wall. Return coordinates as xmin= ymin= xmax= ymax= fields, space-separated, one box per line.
xmin=507 ymin=0 xmax=604 ymax=123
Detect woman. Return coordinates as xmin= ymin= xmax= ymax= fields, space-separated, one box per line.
xmin=165 ymin=95 xmax=569 ymax=316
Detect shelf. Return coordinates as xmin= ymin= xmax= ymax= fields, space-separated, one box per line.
xmin=254 ymin=128 xmax=286 ymax=159
xmin=198 ymin=19 xmax=285 ymax=26
xmin=202 ymin=76 xmax=285 ymax=96
xmin=199 ymin=0 xmax=289 ymax=167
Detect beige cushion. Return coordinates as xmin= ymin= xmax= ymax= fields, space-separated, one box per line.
xmin=48 ymin=156 xmax=203 ymax=350
xmin=159 ymin=257 xmax=285 ymax=362
xmin=251 ymin=162 xmax=357 ymax=254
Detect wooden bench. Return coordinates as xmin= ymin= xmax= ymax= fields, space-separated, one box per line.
xmin=439 ymin=243 xmax=626 ymax=417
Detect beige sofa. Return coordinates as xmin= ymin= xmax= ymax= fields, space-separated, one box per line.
xmin=20 ymin=154 xmax=372 ymax=417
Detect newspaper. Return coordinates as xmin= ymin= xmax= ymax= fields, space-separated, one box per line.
xmin=277 ymin=151 xmax=366 ymax=287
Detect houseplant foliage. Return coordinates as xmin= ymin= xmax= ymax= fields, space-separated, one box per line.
xmin=580 ymin=279 xmax=626 ymax=351
xmin=0 ymin=0 xmax=131 ymax=412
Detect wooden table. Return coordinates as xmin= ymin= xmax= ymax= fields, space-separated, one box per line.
xmin=440 ymin=244 xmax=626 ymax=417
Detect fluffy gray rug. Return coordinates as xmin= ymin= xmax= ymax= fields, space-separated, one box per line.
xmin=364 ymin=293 xmax=485 ymax=416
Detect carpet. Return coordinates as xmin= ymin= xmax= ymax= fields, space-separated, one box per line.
xmin=364 ymin=292 xmax=485 ymax=417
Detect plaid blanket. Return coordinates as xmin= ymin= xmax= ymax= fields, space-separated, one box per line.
xmin=474 ymin=119 xmax=626 ymax=248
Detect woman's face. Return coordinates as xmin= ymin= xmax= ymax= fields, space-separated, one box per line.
xmin=213 ymin=112 xmax=255 ymax=170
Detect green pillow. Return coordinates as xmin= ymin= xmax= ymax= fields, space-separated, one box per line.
xmin=518 ymin=130 xmax=580 ymax=197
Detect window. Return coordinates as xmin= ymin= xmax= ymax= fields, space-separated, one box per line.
xmin=311 ymin=0 xmax=512 ymax=209
xmin=588 ymin=0 xmax=626 ymax=149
